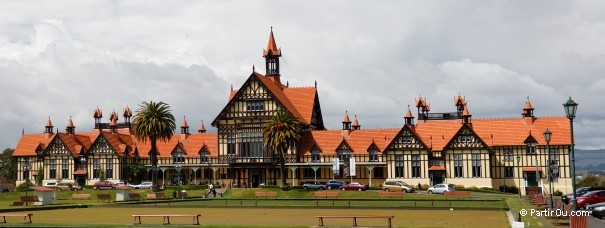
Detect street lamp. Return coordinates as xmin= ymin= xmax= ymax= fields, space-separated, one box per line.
xmin=516 ymin=154 xmax=521 ymax=199
xmin=544 ymin=128 xmax=553 ymax=209
xmin=563 ymin=97 xmax=578 ymax=211
xmin=175 ymin=163 xmax=183 ymax=186
xmin=207 ymin=159 xmax=213 ymax=184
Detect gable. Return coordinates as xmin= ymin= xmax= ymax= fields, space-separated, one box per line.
xmin=88 ymin=134 xmax=116 ymax=155
xmin=42 ymin=136 xmax=71 ymax=156
xmin=445 ymin=125 xmax=490 ymax=150
xmin=336 ymin=139 xmax=353 ymax=153
xmin=171 ymin=143 xmax=186 ymax=156
xmin=386 ymin=125 xmax=428 ymax=151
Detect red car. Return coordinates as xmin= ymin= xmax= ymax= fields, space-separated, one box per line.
xmin=93 ymin=181 xmax=117 ymax=190
xmin=576 ymin=190 xmax=605 ymax=209
xmin=340 ymin=182 xmax=367 ymax=191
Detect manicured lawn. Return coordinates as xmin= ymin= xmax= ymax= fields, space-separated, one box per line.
xmin=4 ymin=207 xmax=508 ymax=227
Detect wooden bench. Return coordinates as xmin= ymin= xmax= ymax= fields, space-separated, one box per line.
xmin=0 ymin=213 xmax=33 ymax=224
xmin=378 ymin=191 xmax=404 ymax=199
xmin=9 ymin=201 xmax=24 ymax=206
xmin=97 ymin=194 xmax=111 ymax=203
xmin=255 ymin=191 xmax=278 ymax=206
xmin=316 ymin=215 xmax=394 ymax=227
xmin=147 ymin=192 xmax=170 ymax=205
xmin=72 ymin=193 xmax=91 ymax=200
xmin=444 ymin=191 xmax=471 ymax=198
xmin=129 ymin=193 xmax=141 ymax=201
xmin=20 ymin=196 xmax=41 ymax=206
xmin=132 ymin=214 xmax=200 ymax=225
xmin=315 ymin=191 xmax=340 ymax=206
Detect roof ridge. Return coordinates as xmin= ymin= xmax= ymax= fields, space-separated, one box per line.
xmin=285 ymin=86 xmax=316 ymax=89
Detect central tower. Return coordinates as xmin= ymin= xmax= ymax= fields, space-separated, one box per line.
xmin=263 ymin=27 xmax=282 ymax=84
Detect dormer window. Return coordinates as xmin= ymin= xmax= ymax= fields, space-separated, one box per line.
xmin=311 ymin=145 xmax=321 ymax=162
xmin=199 ymin=147 xmax=209 ymax=163
xmin=402 ymin=136 xmax=413 ymax=144
xmin=173 ymin=148 xmax=185 ymax=163
xmin=367 ymin=144 xmax=380 ymax=162
xmin=525 ymin=144 xmax=536 ymax=155
xmin=246 ymin=101 xmax=264 ymax=112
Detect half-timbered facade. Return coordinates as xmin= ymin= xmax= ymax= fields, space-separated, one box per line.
xmin=13 ymin=31 xmax=572 ymax=195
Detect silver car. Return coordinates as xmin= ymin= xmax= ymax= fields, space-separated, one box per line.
xmin=302 ymin=181 xmax=326 ymax=190
xmin=428 ymin=184 xmax=455 ymax=194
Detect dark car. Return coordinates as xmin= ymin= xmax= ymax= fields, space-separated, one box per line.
xmin=576 ymin=190 xmax=605 ymax=209
xmin=587 ymin=202 xmax=605 ymax=219
xmin=562 ymin=186 xmax=605 ymax=204
xmin=326 ymin=180 xmax=346 ymax=190
xmin=340 ymin=182 xmax=367 ymax=191
xmin=93 ymin=181 xmax=116 ymax=190
xmin=302 ymin=181 xmax=326 ymax=190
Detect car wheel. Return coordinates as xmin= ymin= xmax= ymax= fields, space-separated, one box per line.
xmin=428 ymin=190 xmax=433 ymax=194
xmin=94 ymin=187 xmax=98 ymax=190
xmin=304 ymin=186 xmax=309 ymax=191
xmin=328 ymin=186 xmax=332 ymax=190
xmin=319 ymin=187 xmax=325 ymax=190
xmin=385 ymin=188 xmax=390 ymax=192
xmin=341 ymin=188 xmax=345 ymax=191
xmin=112 ymin=187 xmax=116 ymax=190
xmin=358 ymin=188 xmax=362 ymax=191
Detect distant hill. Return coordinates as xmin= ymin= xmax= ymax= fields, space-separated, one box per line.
xmin=576 ymin=149 xmax=605 ymax=171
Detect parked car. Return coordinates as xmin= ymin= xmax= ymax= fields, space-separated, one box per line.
xmin=115 ymin=182 xmax=127 ymax=187
xmin=587 ymin=202 xmax=605 ymax=219
xmin=302 ymin=181 xmax=326 ymax=190
xmin=562 ymin=186 xmax=605 ymax=204
xmin=340 ymin=182 xmax=367 ymax=191
xmin=326 ymin=180 xmax=347 ymax=190
xmin=576 ymin=190 xmax=605 ymax=209
xmin=131 ymin=181 xmax=153 ymax=189
xmin=382 ymin=181 xmax=415 ymax=193
xmin=93 ymin=181 xmax=117 ymax=190
xmin=428 ymin=184 xmax=455 ymax=194
xmin=56 ymin=183 xmax=82 ymax=191
xmin=43 ymin=182 xmax=57 ymax=188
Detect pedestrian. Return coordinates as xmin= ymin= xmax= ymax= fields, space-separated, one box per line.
xmin=206 ymin=183 xmax=214 ymax=198
xmin=212 ymin=184 xmax=217 ymax=198
xmin=417 ymin=182 xmax=422 ymax=190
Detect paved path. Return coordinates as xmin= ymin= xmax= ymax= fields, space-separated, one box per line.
xmin=588 ymin=216 xmax=605 ymax=228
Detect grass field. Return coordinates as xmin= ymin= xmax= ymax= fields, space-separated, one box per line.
xmin=3 ymin=207 xmax=508 ymax=227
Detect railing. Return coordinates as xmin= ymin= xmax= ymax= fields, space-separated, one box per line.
xmin=419 ymin=112 xmax=461 ymax=120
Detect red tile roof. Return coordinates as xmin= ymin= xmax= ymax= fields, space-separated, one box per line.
xmin=73 ymin=169 xmax=87 ymax=175
xmin=14 ymin=134 xmax=53 ymax=157
xmin=253 ymin=73 xmax=306 ymax=123
xmin=428 ymin=165 xmax=446 ymax=171
xmin=299 ymin=129 xmax=400 ymax=155
xmin=282 ymin=87 xmax=317 ymax=124
xmin=262 ymin=31 xmax=281 ymax=57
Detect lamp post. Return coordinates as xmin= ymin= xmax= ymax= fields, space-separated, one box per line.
xmin=563 ymin=97 xmax=578 ymax=211
xmin=544 ymin=128 xmax=553 ymax=209
xmin=175 ymin=163 xmax=182 ymax=186
xmin=516 ymin=154 xmax=521 ymax=199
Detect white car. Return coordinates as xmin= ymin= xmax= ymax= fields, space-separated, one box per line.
xmin=427 ymin=184 xmax=455 ymax=194
xmin=130 ymin=181 xmax=153 ymax=189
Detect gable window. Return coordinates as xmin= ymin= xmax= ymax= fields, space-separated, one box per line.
xmin=368 ymin=146 xmax=379 ymax=162
xmin=337 ymin=150 xmax=351 ymax=162
xmin=106 ymin=159 xmax=113 ymax=179
xmin=49 ymin=160 xmax=57 ymax=179
xmin=503 ymin=150 xmax=513 ymax=162
xmin=311 ymin=146 xmax=321 ymax=162
xmin=246 ymin=101 xmax=264 ymax=112
xmin=461 ymin=135 xmax=472 ymax=143
xmin=402 ymin=136 xmax=413 ymax=144
xmin=173 ymin=150 xmax=185 ymax=163
xmin=454 ymin=154 xmax=463 ymax=178
xmin=93 ymin=158 xmax=100 ymax=179
xmin=238 ymin=131 xmax=265 ymax=158
xmin=199 ymin=151 xmax=209 ymax=163
xmin=395 ymin=155 xmax=404 ymax=178
xmin=62 ymin=159 xmax=68 ymax=179
xmin=227 ymin=133 xmax=236 ymax=155
xmin=54 ymin=143 xmax=62 ymax=150
xmin=471 ymin=154 xmax=481 ymax=178
xmin=525 ymin=143 xmax=536 ymax=155
xmin=412 ymin=155 xmax=421 ymax=178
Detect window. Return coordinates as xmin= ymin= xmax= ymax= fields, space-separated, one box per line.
xmin=503 ymin=150 xmax=513 ymax=162
xmin=199 ymin=152 xmax=208 ymax=163
xmin=23 ymin=169 xmax=29 ymax=181
xmin=49 ymin=160 xmax=57 ymax=179
xmin=303 ymin=168 xmax=321 ymax=178
xmin=412 ymin=155 xmax=421 ymax=178
xmin=472 ymin=154 xmax=481 ymax=178
xmin=337 ymin=149 xmax=351 ymax=162
xmin=93 ymin=158 xmax=100 ymax=179
xmin=62 ymin=159 xmax=68 ymax=179
xmin=374 ymin=167 xmax=384 ymax=178
xmin=246 ymin=101 xmax=264 ymax=112
xmin=526 ymin=144 xmax=536 ymax=155
xmin=505 ymin=166 xmax=514 ymax=178
xmin=54 ymin=143 xmax=62 ymax=149
xmin=238 ymin=131 xmax=265 ymax=158
xmin=368 ymin=147 xmax=379 ymax=162
xmin=22 ymin=157 xmax=31 ymax=181
xmin=402 ymin=136 xmax=412 ymax=144
xmin=395 ymin=155 xmax=404 ymax=178
xmin=173 ymin=151 xmax=185 ymax=163
xmin=454 ymin=154 xmax=463 ymax=178
xmin=550 ymin=149 xmax=559 ymax=161
xmin=461 ymin=135 xmax=472 ymax=143
xmin=311 ymin=149 xmax=321 ymax=162
xmin=106 ymin=159 xmax=113 ymax=179
xmin=227 ymin=133 xmax=236 ymax=155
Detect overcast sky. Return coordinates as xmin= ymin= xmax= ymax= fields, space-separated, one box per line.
xmin=1 ymin=0 xmax=604 ymax=150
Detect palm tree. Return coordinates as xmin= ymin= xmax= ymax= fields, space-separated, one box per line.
xmin=263 ymin=110 xmax=301 ymax=190
xmin=131 ymin=101 xmax=175 ymax=192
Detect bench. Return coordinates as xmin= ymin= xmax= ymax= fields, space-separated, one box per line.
xmin=97 ymin=194 xmax=111 ymax=203
xmin=147 ymin=192 xmax=170 ymax=205
xmin=0 ymin=213 xmax=33 ymax=224
xmin=315 ymin=191 xmax=340 ymax=206
xmin=378 ymin=191 xmax=404 ymax=199
xmin=132 ymin=214 xmax=200 ymax=225
xmin=129 ymin=193 xmax=141 ymax=201
xmin=255 ymin=191 xmax=278 ymax=206
xmin=444 ymin=191 xmax=471 ymax=198
xmin=20 ymin=196 xmax=41 ymax=206
xmin=72 ymin=194 xmax=91 ymax=200
xmin=9 ymin=202 xmax=24 ymax=206
xmin=316 ymin=215 xmax=394 ymax=227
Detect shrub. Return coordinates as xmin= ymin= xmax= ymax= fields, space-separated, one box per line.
xmin=469 ymin=186 xmax=479 ymax=190
xmin=421 ymin=184 xmax=430 ymax=190
xmin=499 ymin=185 xmax=519 ymax=194
xmin=15 ymin=180 xmax=34 ymax=192
xmin=554 ymin=189 xmax=563 ymax=196
xmin=454 ymin=185 xmax=466 ymax=190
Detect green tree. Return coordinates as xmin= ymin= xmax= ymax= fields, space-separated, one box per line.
xmin=263 ymin=110 xmax=301 ymax=190
xmin=99 ymin=169 xmax=105 ymax=181
xmin=131 ymin=101 xmax=175 ymax=192
xmin=0 ymin=148 xmax=17 ymax=187
xmin=36 ymin=167 xmax=44 ymax=186
xmin=127 ymin=161 xmax=146 ymax=184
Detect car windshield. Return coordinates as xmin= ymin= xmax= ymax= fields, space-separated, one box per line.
xmin=583 ymin=191 xmax=599 ymax=197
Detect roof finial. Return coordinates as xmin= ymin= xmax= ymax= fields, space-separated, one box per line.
xmin=22 ymin=128 xmax=24 ymax=136
xmin=286 ymin=81 xmax=289 ymax=87
xmin=314 ymin=80 xmax=317 ymax=88
xmin=527 ymin=96 xmax=530 ymax=101
xmin=253 ymin=65 xmax=255 ymax=72
xmin=270 ymin=26 xmax=273 ymax=33
xmin=231 ymin=84 xmax=233 ymax=92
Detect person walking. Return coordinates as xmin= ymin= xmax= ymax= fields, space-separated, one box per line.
xmin=205 ymin=183 xmax=214 ymax=198
xmin=417 ymin=182 xmax=422 ymax=191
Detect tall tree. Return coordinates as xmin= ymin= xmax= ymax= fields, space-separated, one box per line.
xmin=263 ymin=110 xmax=301 ymax=190
xmin=0 ymin=148 xmax=17 ymax=189
xmin=131 ymin=101 xmax=175 ymax=192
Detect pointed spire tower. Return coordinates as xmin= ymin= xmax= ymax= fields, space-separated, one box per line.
xmin=404 ymin=105 xmax=415 ymax=126
xmin=342 ymin=111 xmax=352 ymax=130
xmin=66 ymin=116 xmax=75 ymax=134
xmin=263 ymin=27 xmax=282 ymax=85
xmin=522 ymin=97 xmax=534 ymax=118
xmin=198 ymin=120 xmax=207 ymax=134
xmin=352 ymin=115 xmax=361 ymax=130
